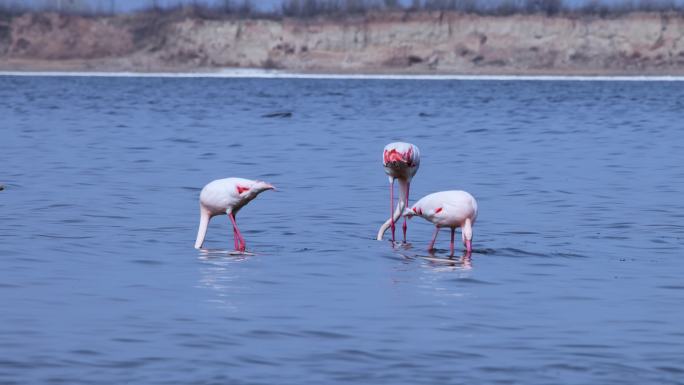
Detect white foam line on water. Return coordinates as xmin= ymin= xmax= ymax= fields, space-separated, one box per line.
xmin=2 ymin=68 xmax=684 ymax=81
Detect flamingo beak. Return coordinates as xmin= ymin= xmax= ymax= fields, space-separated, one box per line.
xmin=255 ymin=180 xmax=276 ymax=191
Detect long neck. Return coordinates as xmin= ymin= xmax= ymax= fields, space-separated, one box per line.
xmin=397 ymin=178 xmax=409 ymax=205
xmin=376 ymin=179 xmax=409 ymax=240
xmin=194 ymin=209 xmax=210 ymax=249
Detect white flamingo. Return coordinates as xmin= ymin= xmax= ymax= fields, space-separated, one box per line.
xmin=377 ymin=142 xmax=420 ymax=243
xmin=194 ymin=178 xmax=275 ymax=251
xmin=404 ymin=190 xmax=478 ymax=255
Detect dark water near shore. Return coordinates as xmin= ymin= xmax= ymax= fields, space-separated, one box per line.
xmin=1 ymin=76 xmax=684 ymax=384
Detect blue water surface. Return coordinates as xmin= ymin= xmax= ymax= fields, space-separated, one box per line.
xmin=1 ymin=76 xmax=683 ymax=384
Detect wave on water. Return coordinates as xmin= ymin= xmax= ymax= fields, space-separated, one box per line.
xmin=2 ymin=68 xmax=684 ymax=81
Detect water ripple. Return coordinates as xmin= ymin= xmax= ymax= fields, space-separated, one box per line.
xmin=1 ymin=76 xmax=682 ymax=385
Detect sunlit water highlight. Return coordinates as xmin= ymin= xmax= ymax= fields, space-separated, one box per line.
xmin=1 ymin=75 xmax=683 ymax=384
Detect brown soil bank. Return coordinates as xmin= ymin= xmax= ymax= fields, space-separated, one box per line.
xmin=1 ymin=11 xmax=684 ymax=74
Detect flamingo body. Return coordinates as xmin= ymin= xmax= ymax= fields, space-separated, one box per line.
xmin=377 ymin=142 xmax=420 ymax=242
xmin=194 ymin=177 xmax=274 ymax=250
xmin=405 ymin=190 xmax=478 ymax=254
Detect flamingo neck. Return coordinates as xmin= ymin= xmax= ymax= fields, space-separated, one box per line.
xmin=376 ymin=179 xmax=410 ymax=241
xmin=396 ymin=179 xmax=409 ymax=202
xmin=194 ymin=208 xmax=210 ymax=249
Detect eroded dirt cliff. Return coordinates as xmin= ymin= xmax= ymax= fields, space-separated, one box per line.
xmin=1 ymin=11 xmax=684 ymax=74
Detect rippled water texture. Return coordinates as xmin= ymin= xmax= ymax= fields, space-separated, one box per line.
xmin=2 ymin=76 xmax=684 ymax=384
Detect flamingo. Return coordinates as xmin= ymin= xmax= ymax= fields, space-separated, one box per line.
xmin=194 ymin=178 xmax=275 ymax=251
xmin=403 ymin=190 xmax=478 ymax=255
xmin=377 ymin=142 xmax=420 ymax=243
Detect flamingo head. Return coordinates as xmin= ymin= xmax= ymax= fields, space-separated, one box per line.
xmin=383 ymin=146 xmax=416 ymax=168
xmin=250 ymin=180 xmax=276 ymax=193
xmin=403 ymin=205 xmax=420 ymax=219
xmin=404 ymin=205 xmax=442 ymax=219
xmin=237 ymin=180 xmax=276 ymax=198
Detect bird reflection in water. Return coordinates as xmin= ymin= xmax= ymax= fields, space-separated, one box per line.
xmin=424 ymin=249 xmax=473 ymax=271
xmin=196 ymin=249 xmax=253 ymax=311
xmin=398 ymin=247 xmax=473 ymax=271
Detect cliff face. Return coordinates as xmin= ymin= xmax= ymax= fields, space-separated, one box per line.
xmin=1 ymin=13 xmax=134 ymax=60
xmin=1 ymin=11 xmax=684 ymax=74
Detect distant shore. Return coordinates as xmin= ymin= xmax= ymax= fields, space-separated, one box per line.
xmin=2 ymin=10 xmax=684 ymax=75
xmin=3 ymin=69 xmax=684 ymax=83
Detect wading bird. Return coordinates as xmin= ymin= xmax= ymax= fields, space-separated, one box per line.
xmin=194 ymin=178 xmax=275 ymax=251
xmin=404 ymin=190 xmax=478 ymax=255
xmin=377 ymin=142 xmax=420 ymax=243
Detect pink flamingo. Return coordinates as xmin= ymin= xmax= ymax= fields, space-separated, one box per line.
xmin=194 ymin=178 xmax=275 ymax=251
xmin=377 ymin=142 xmax=420 ymax=243
xmin=404 ymin=190 xmax=478 ymax=255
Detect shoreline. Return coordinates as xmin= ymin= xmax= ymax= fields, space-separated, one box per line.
xmin=2 ymin=68 xmax=684 ymax=81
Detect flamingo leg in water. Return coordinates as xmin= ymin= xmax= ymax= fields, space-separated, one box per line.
xmin=229 ymin=213 xmax=246 ymax=252
xmin=428 ymin=226 xmax=439 ymax=251
xmin=402 ymin=181 xmax=410 ymax=243
xmin=232 ymin=226 xmax=238 ymax=250
xmin=450 ymin=227 xmax=456 ymax=256
xmin=236 ymin=228 xmax=246 ymax=252
xmin=229 ymin=214 xmax=239 ymax=250
xmin=226 ymin=214 xmax=239 ymax=250
xmin=239 ymin=231 xmax=246 ymax=251
xmin=389 ymin=179 xmax=396 ymax=242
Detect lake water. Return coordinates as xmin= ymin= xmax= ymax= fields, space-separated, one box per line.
xmin=1 ymin=75 xmax=683 ymax=384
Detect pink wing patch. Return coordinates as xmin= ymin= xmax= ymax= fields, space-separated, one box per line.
xmin=236 ymin=185 xmax=250 ymax=194
xmin=434 ymin=207 xmax=443 ymax=214
xmin=384 ymin=149 xmax=403 ymax=164
xmin=405 ymin=146 xmax=414 ymax=166
xmin=383 ymin=146 xmax=415 ymax=166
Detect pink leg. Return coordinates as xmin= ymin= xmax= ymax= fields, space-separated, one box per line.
xmin=465 ymin=239 xmax=472 ymax=253
xmin=402 ymin=181 xmax=410 ymax=243
xmin=237 ymin=232 xmax=246 ymax=252
xmin=229 ymin=213 xmax=246 ymax=252
xmin=428 ymin=226 xmax=439 ymax=251
xmin=389 ymin=179 xmax=396 ymax=242
xmin=450 ymin=227 xmax=455 ymax=256
xmin=229 ymin=214 xmax=240 ymax=250
xmin=232 ymin=227 xmax=239 ymax=250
